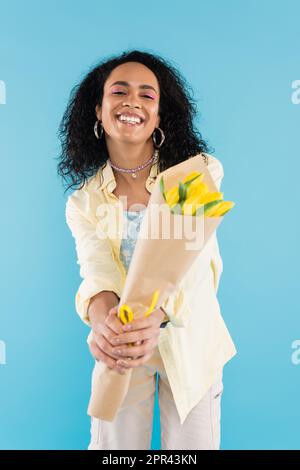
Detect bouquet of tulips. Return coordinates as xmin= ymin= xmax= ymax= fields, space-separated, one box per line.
xmin=87 ymin=154 xmax=235 ymax=422
xmin=161 ymin=171 xmax=234 ymax=217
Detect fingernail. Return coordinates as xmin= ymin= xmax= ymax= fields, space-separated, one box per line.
xmin=124 ymin=324 xmax=132 ymax=331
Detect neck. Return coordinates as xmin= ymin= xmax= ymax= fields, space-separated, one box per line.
xmin=106 ymin=140 xmax=156 ymax=186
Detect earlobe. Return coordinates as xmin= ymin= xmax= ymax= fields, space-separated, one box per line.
xmin=95 ymin=104 xmax=101 ymax=120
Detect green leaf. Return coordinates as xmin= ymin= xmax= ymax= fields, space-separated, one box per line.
xmin=159 ymin=176 xmax=166 ymax=201
xmin=183 ymin=174 xmax=201 ymax=188
xmin=178 ymin=182 xmax=187 ymax=203
xmin=204 ymin=199 xmax=223 ymax=212
xmin=203 ymin=199 xmax=223 ymax=214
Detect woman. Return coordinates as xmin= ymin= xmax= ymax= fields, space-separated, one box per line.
xmin=58 ymin=50 xmax=237 ymax=450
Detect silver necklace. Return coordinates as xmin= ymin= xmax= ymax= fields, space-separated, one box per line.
xmin=108 ymin=149 xmax=159 ymax=179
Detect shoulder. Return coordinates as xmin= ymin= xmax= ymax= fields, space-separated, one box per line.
xmin=65 ymin=170 xmax=103 ymax=222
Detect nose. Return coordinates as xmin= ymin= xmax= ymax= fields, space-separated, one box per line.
xmin=122 ymin=93 xmax=142 ymax=109
xmin=122 ymin=102 xmax=141 ymax=109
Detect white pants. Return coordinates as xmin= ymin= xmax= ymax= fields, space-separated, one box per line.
xmin=88 ymin=345 xmax=224 ymax=450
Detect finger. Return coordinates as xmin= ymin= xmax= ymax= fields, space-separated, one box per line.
xmin=95 ymin=321 xmax=122 ymax=350
xmin=93 ymin=327 xmax=123 ymax=360
xmin=89 ymin=340 xmax=127 ymax=375
xmin=115 ymin=338 xmax=152 ymax=360
xmin=112 ymin=327 xmax=159 ymax=346
xmin=106 ymin=305 xmax=126 ymax=335
xmin=94 ymin=324 xmax=143 ymax=362
xmin=116 ymin=348 xmax=155 ymax=369
xmin=121 ymin=316 xmax=155 ymax=333
xmin=131 ymin=340 xmax=143 ymax=359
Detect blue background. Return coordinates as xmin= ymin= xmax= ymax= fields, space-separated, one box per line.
xmin=0 ymin=0 xmax=299 ymax=450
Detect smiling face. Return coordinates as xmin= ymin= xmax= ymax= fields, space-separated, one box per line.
xmin=95 ymin=61 xmax=160 ymax=145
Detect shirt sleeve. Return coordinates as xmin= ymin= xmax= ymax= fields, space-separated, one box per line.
xmin=160 ymin=287 xmax=189 ymax=328
xmin=65 ymin=194 xmax=123 ymax=327
xmin=207 ymin=156 xmax=224 ymax=294
xmin=210 ymin=233 xmax=223 ymax=294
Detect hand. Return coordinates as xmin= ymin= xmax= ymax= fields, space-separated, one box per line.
xmin=89 ymin=303 xmax=142 ymax=375
xmin=112 ymin=307 xmax=165 ymax=370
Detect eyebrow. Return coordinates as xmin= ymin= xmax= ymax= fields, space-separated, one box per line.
xmin=109 ymin=80 xmax=158 ymax=94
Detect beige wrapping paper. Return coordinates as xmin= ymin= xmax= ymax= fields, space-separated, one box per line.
xmin=87 ymin=154 xmax=224 ymax=421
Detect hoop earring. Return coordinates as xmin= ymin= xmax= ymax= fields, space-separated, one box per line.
xmin=152 ymin=127 xmax=165 ymax=148
xmin=94 ymin=120 xmax=103 ymax=140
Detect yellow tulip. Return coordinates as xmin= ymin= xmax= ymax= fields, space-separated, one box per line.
xmin=182 ymin=182 xmax=209 ymax=215
xmin=182 ymin=190 xmax=205 ymax=215
xmin=165 ymin=185 xmax=179 ymax=207
xmin=213 ymin=201 xmax=235 ymax=217
xmin=206 ymin=201 xmax=235 ymax=217
xmin=183 ymin=194 xmax=201 ymax=205
xmin=204 ymin=201 xmax=223 ymax=217
xmin=181 ymin=171 xmax=204 ymax=184
xmin=181 ymin=172 xmax=205 ymax=199
xmin=186 ymin=181 xmax=209 ymax=199
xmin=161 ymin=170 xmax=235 ymax=218
xmin=200 ymin=191 xmax=224 ymax=204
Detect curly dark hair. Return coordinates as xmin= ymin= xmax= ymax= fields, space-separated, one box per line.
xmin=57 ymin=49 xmax=213 ymax=193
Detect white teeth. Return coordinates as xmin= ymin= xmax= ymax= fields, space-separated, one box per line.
xmin=117 ymin=114 xmax=142 ymax=124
